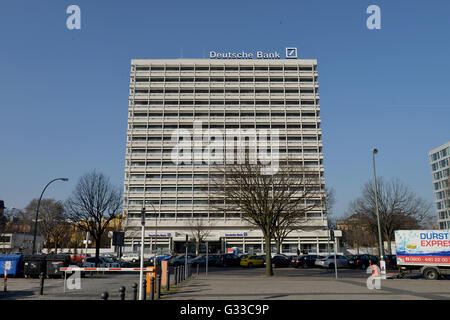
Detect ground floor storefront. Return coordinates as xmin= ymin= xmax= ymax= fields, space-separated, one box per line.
xmin=123 ymin=228 xmax=342 ymax=256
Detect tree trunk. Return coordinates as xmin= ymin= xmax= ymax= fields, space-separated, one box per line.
xmin=264 ymin=235 xmax=273 ymax=277
xmin=387 ymin=236 xmax=392 ymax=255
xmin=275 ymin=238 xmax=281 ymax=254
xmin=196 ymin=240 xmax=199 ymax=256
xmin=95 ymin=237 xmax=101 ymax=267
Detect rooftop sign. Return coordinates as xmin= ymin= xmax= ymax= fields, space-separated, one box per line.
xmin=209 ymin=47 xmax=298 ymax=60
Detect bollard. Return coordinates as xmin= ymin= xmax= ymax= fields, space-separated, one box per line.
xmin=3 ymin=269 xmax=7 ymax=292
xmin=132 ymin=283 xmax=138 ymax=300
xmin=174 ymin=267 xmax=178 ymax=285
xmin=101 ymin=292 xmax=109 ymax=300
xmin=156 ymin=274 xmax=161 ymax=299
xmin=197 ymin=264 xmax=199 ymax=276
xmin=39 ymin=272 xmax=45 ymax=295
xmin=166 ymin=267 xmax=170 ymax=291
xmin=150 ymin=276 xmax=155 ymax=300
xmin=181 ymin=266 xmax=184 ymax=281
xmin=119 ymin=286 xmax=126 ymax=300
xmin=143 ymin=279 xmax=147 ymax=300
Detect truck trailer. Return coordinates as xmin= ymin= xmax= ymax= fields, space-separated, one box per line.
xmin=394 ymin=230 xmax=450 ymax=280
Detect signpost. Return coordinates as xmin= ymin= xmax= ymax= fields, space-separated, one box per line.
xmin=185 ymin=235 xmax=188 ymax=279
xmin=205 ymin=242 xmax=209 ymax=277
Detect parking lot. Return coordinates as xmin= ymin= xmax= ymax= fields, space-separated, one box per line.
xmin=1 ymin=266 xmax=449 ymax=300
xmin=167 ymin=267 xmax=450 ymax=300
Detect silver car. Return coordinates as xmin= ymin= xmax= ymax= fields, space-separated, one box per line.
xmin=315 ymin=255 xmax=348 ymax=268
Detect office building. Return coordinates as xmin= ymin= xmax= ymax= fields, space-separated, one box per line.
xmin=429 ymin=141 xmax=450 ymax=229
xmin=122 ymin=53 xmax=340 ymax=255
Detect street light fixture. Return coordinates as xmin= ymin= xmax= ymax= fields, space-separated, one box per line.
xmin=372 ymin=149 xmax=384 ymax=261
xmin=32 ymin=178 xmax=69 ymax=254
xmin=139 ymin=206 xmax=145 ymax=300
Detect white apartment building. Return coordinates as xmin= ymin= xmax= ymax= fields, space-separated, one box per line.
xmin=429 ymin=141 xmax=450 ymax=229
xmin=123 ymin=53 xmax=340 ymax=255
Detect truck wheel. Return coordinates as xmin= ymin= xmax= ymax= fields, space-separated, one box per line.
xmin=424 ymin=268 xmax=439 ymax=280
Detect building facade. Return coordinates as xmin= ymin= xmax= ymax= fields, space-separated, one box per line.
xmin=123 ymin=55 xmax=339 ymax=255
xmin=429 ymin=141 xmax=450 ymax=229
xmin=0 ymin=233 xmax=44 ymax=255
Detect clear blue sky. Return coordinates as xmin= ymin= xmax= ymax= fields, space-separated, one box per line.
xmin=1 ymin=1 xmax=449 ymax=218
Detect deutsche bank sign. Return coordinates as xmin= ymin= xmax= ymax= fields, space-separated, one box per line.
xmin=209 ymin=47 xmax=298 ymax=60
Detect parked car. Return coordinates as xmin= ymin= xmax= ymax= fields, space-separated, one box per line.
xmin=348 ymin=254 xmax=378 ymax=270
xmin=271 ymin=255 xmax=292 ymax=268
xmin=107 ymin=256 xmax=129 ymax=267
xmin=83 ymin=256 xmax=120 ymax=268
xmin=216 ymin=254 xmax=241 ymax=267
xmin=291 ymin=255 xmax=325 ymax=268
xmin=121 ymin=253 xmax=140 ymax=263
xmin=190 ymin=255 xmax=219 ymax=267
xmin=169 ymin=254 xmax=197 ymax=267
xmin=315 ymin=255 xmax=349 ymax=269
xmin=239 ymin=255 xmax=264 ymax=268
xmin=383 ymin=254 xmax=397 ymax=269
xmin=148 ymin=255 xmax=172 ymax=264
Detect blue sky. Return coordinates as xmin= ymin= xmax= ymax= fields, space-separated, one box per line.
xmin=0 ymin=0 xmax=449 ymax=218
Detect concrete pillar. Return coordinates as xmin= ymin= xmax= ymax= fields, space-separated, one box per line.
xmin=316 ymin=237 xmax=319 ymax=254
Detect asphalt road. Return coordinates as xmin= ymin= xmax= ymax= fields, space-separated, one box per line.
xmin=0 ymin=267 xmax=449 ymax=300
xmin=167 ymin=266 xmax=450 ymax=300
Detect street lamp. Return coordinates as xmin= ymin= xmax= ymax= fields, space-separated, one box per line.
xmin=372 ymin=149 xmax=384 ymax=261
xmin=139 ymin=206 xmax=145 ymax=300
xmin=32 ymin=178 xmax=69 ymax=254
xmin=144 ymin=201 xmax=158 ymax=266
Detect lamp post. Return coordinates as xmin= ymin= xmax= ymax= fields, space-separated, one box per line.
xmin=139 ymin=207 xmax=145 ymax=300
xmin=32 ymin=178 xmax=68 ymax=254
xmin=144 ymin=201 xmax=158 ymax=266
xmin=372 ymin=149 xmax=384 ymax=261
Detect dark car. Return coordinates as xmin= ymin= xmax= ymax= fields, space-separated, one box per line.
xmin=215 ymin=254 xmax=241 ymax=267
xmin=348 ymin=254 xmax=379 ymax=269
xmin=190 ymin=254 xmax=219 ymax=267
xmin=383 ymin=254 xmax=397 ymax=270
xmin=271 ymin=255 xmax=291 ymax=268
xmin=291 ymin=255 xmax=324 ymax=268
xmin=168 ymin=254 xmax=197 ymax=267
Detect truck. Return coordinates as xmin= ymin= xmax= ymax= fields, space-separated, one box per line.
xmin=394 ymin=230 xmax=450 ymax=280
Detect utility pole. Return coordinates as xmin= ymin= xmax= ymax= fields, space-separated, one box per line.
xmin=139 ymin=207 xmax=145 ymax=300
xmin=372 ymin=148 xmax=385 ymax=261
xmin=185 ymin=234 xmax=188 ymax=279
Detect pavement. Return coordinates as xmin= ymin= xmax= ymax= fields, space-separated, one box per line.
xmin=1 ymin=267 xmax=449 ymax=300
xmin=166 ymin=267 xmax=450 ymax=300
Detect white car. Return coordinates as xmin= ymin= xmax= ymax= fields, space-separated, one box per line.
xmin=83 ymin=256 xmax=120 ymax=268
xmin=120 ymin=253 xmax=140 ymax=263
xmin=315 ymin=255 xmax=348 ymax=269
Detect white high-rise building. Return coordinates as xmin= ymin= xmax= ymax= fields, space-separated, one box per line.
xmin=123 ymin=53 xmax=339 ymax=255
xmin=429 ymin=141 xmax=450 ymax=229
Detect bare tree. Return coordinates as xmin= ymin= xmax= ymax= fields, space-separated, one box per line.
xmin=212 ymin=162 xmax=322 ymax=276
xmin=349 ymin=177 xmax=432 ymax=254
xmin=24 ymin=199 xmax=69 ymax=253
xmin=187 ymin=218 xmax=213 ymax=256
xmin=65 ymin=171 xmax=122 ymax=265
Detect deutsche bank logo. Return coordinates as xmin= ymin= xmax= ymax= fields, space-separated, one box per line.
xmin=285 ymin=47 xmax=298 ymax=59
